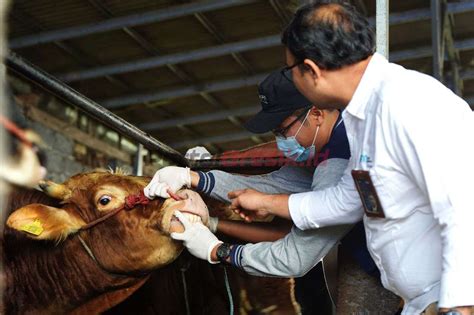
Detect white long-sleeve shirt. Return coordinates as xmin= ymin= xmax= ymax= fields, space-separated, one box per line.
xmin=288 ymin=53 xmax=474 ymax=314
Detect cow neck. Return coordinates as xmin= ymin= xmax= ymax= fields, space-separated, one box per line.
xmin=70 ymin=274 xmax=150 ymax=315
xmin=3 ymin=232 xmax=145 ymax=315
xmin=75 ymin=233 xmax=150 ymax=278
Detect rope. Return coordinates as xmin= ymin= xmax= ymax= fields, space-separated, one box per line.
xmin=180 ymin=266 xmax=191 ymax=315
xmin=77 ymin=235 xmax=98 ymax=264
xmin=223 ymin=266 xmax=234 ymax=315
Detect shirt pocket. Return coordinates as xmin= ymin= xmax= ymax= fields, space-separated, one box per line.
xmin=369 ymin=167 xmax=419 ymax=219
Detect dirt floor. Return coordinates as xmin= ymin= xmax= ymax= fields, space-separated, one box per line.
xmin=337 ymin=250 xmax=401 ymax=315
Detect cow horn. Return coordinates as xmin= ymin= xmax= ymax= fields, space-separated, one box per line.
xmin=39 ymin=180 xmax=71 ymax=200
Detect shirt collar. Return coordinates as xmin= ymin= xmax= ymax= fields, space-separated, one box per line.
xmin=345 ymin=53 xmax=388 ymax=120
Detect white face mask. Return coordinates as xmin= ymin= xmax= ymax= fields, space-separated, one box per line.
xmin=275 ymin=111 xmax=320 ymax=162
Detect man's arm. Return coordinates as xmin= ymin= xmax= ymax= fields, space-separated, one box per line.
xmin=172 ymin=215 xmax=353 ymax=278
xmin=193 ymin=166 xmax=314 ymax=203
xmin=213 ymin=224 xmax=353 ymax=277
xmin=229 ymin=159 xmax=364 ymax=229
xmin=145 ymin=165 xmax=314 ymax=200
xmin=216 ymin=219 xmax=292 ymax=242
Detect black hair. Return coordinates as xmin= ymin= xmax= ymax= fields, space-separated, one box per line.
xmin=282 ymin=0 xmax=375 ymax=70
xmin=292 ymin=107 xmax=311 ymax=124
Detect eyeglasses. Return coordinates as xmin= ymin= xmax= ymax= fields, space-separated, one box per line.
xmin=272 ymin=108 xmax=310 ymax=138
xmin=281 ymin=61 xmax=303 ymax=82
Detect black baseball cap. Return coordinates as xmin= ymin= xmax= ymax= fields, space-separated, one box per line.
xmin=244 ymin=70 xmax=312 ymax=134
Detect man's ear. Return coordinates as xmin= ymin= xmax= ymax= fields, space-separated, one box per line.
xmin=6 ymin=204 xmax=86 ymax=242
xmin=303 ymin=59 xmax=322 ymax=82
xmin=309 ymin=107 xmax=324 ymax=124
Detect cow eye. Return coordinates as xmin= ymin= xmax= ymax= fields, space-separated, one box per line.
xmin=99 ymin=195 xmax=112 ymax=206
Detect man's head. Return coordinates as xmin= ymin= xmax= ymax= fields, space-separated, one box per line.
xmin=282 ymin=1 xmax=375 ymax=107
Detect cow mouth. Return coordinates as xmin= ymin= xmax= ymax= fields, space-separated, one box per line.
xmin=156 ymin=199 xmax=202 ymax=235
xmin=169 ymin=212 xmax=202 ymax=232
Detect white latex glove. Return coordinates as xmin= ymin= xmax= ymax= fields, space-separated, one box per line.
xmin=144 ymin=166 xmax=191 ymax=199
xmin=171 ymin=211 xmax=222 ymax=264
xmin=176 ymin=189 xmax=210 ymax=226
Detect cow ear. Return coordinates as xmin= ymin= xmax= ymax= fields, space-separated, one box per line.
xmin=6 ymin=204 xmax=85 ymax=242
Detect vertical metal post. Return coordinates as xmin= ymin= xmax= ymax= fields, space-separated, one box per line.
xmin=431 ymin=0 xmax=443 ymax=81
xmin=0 ymin=0 xmax=10 ymax=243
xmin=0 ymin=2 xmax=11 ymax=309
xmin=376 ymin=0 xmax=389 ymax=59
xmin=134 ymin=144 xmax=144 ymax=176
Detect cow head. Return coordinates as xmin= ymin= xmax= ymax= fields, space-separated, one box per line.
xmin=6 ymin=170 xmax=188 ymax=274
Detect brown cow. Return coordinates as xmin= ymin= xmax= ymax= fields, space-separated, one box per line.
xmin=3 ymin=171 xmax=300 ymax=315
xmin=2 ymin=170 xmax=196 ymax=314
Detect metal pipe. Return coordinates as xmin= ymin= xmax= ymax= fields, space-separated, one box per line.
xmin=431 ymin=0 xmax=443 ymax=81
xmin=452 ymin=37 xmax=474 ymax=51
xmin=133 ymin=144 xmax=144 ymax=176
xmin=460 ymin=69 xmax=474 ymax=81
xmin=376 ymin=0 xmax=389 ymax=58
xmin=102 ymin=73 xmax=268 ymax=109
xmin=9 ymin=0 xmax=255 ymax=49
xmin=446 ymin=0 xmax=474 ymax=15
xmin=368 ymin=1 xmax=474 ymax=26
xmin=139 ymin=106 xmax=260 ymax=131
xmin=390 ymin=37 xmax=474 ymax=62
xmin=48 ymin=1 xmax=474 ymax=83
xmin=59 ymin=36 xmax=279 ymax=82
xmin=6 ymin=51 xmax=188 ymax=166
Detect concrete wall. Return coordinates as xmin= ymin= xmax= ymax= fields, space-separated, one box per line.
xmin=27 ymin=119 xmax=90 ymax=183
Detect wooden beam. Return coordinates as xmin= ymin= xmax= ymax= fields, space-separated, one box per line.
xmin=15 ymin=96 xmax=132 ymax=164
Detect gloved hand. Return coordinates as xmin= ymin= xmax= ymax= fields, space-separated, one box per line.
xmin=176 ymin=189 xmax=210 ymax=226
xmin=171 ymin=210 xmax=222 ymax=264
xmin=144 ymin=166 xmax=191 ymax=199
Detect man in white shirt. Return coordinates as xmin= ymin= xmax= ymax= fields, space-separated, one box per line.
xmin=226 ymin=1 xmax=474 ymax=315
